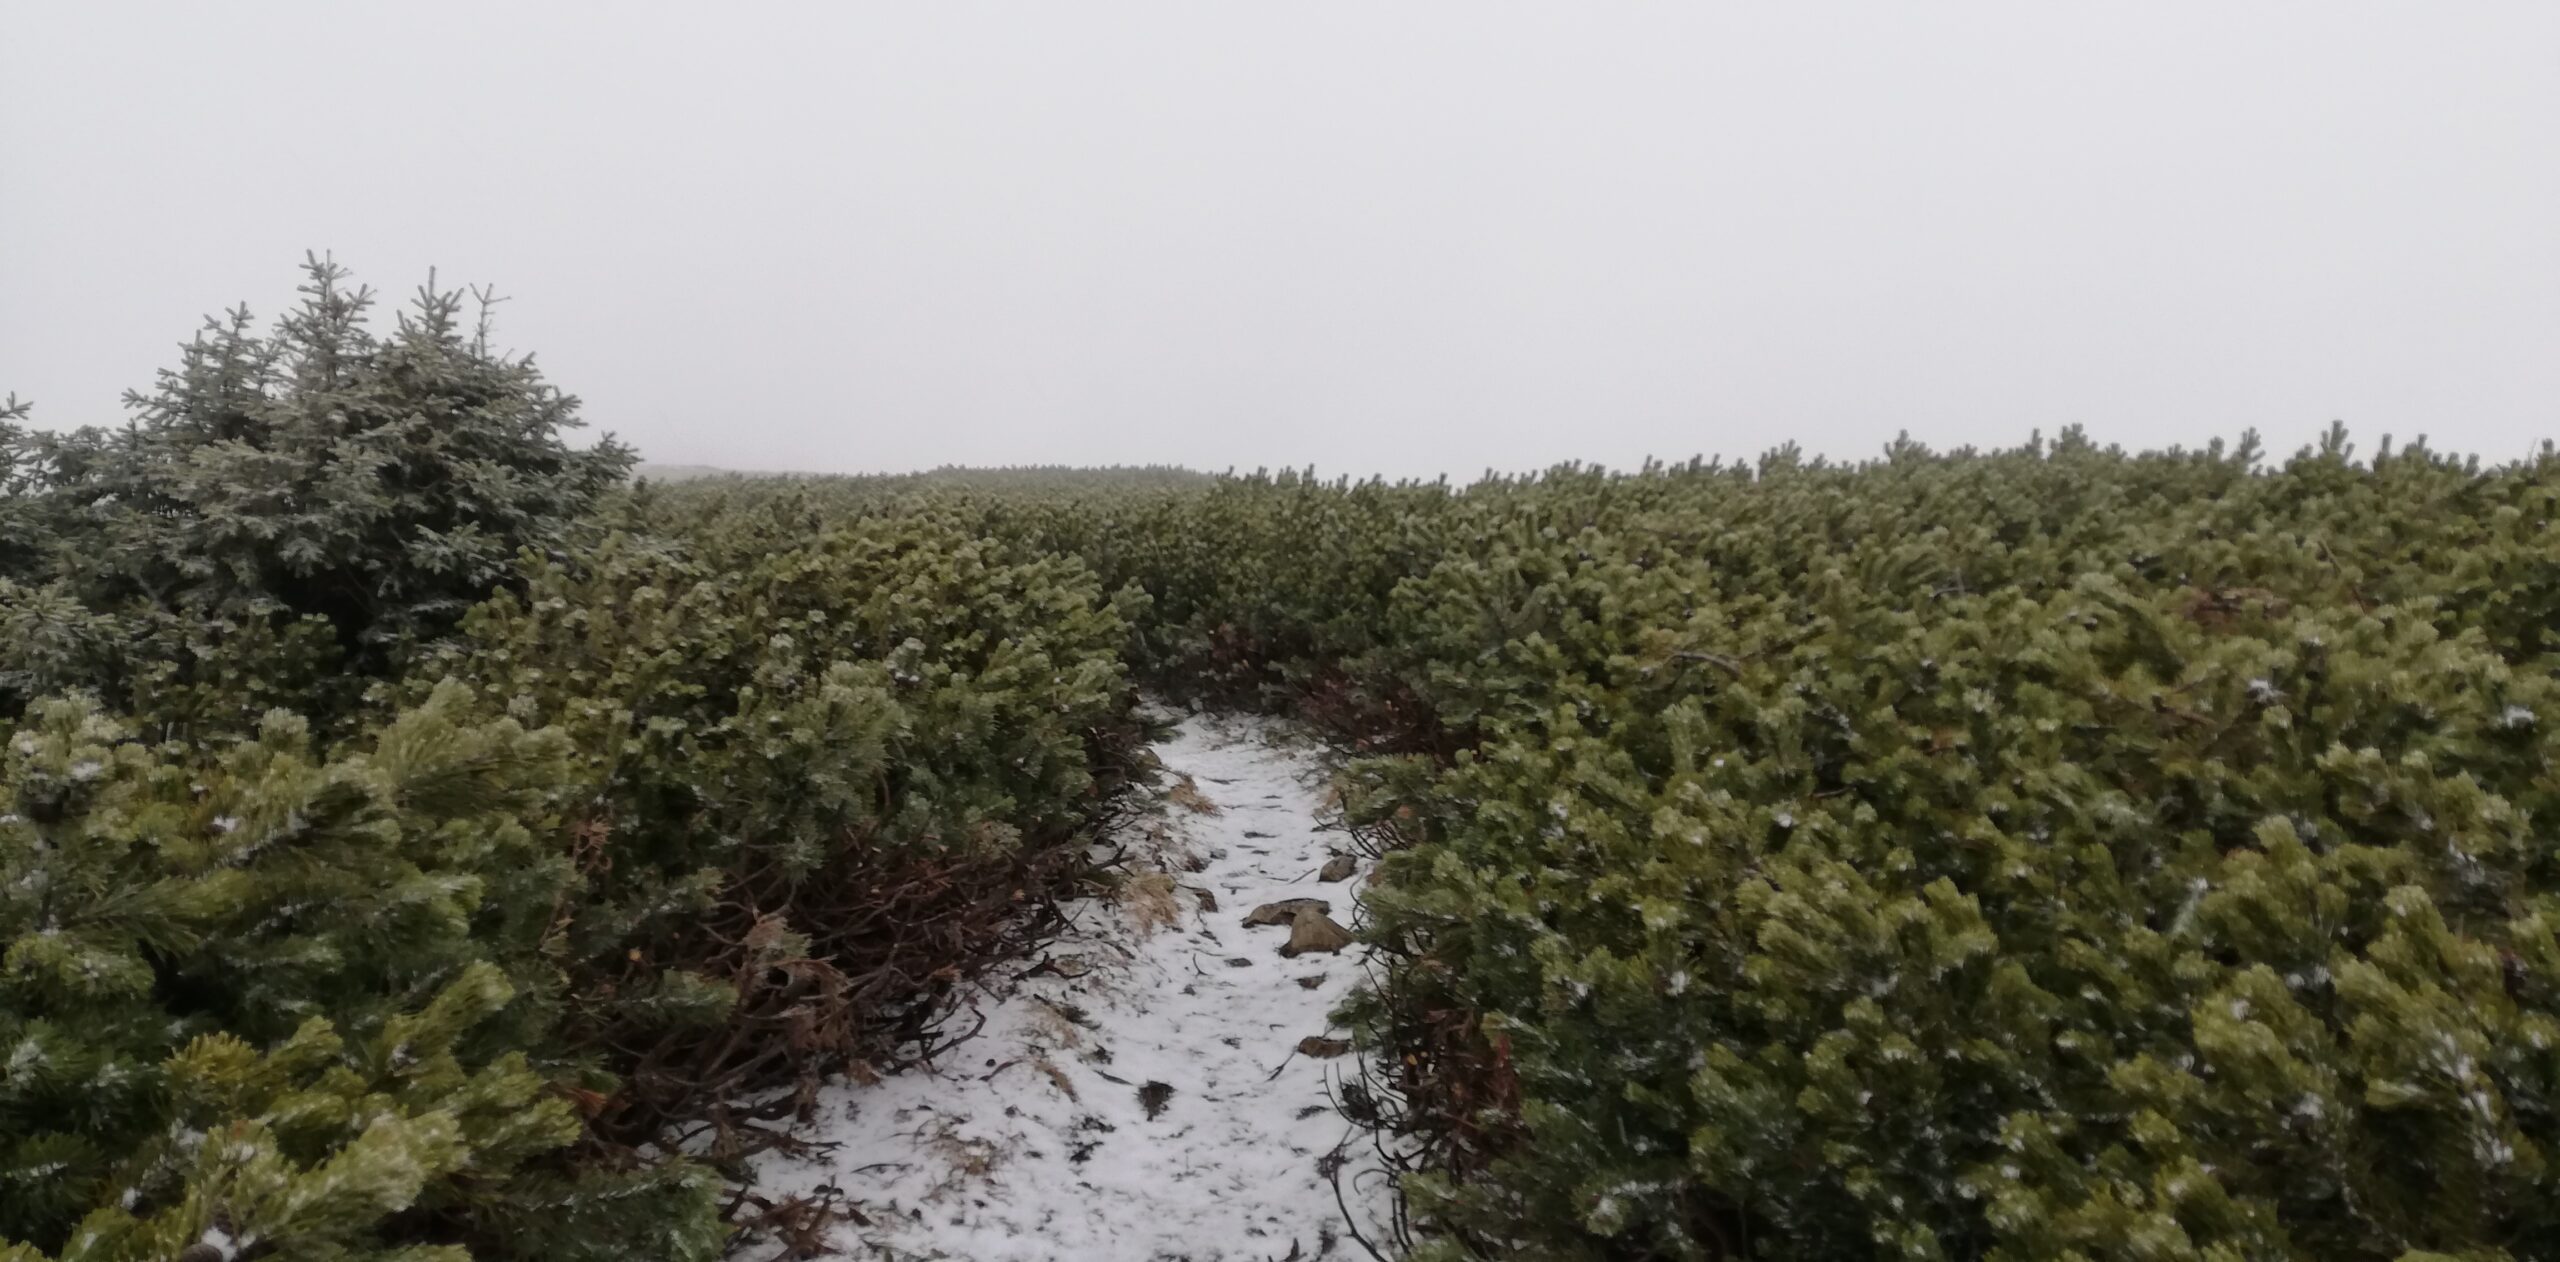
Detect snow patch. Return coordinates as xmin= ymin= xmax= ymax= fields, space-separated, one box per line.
xmin=743 ymin=712 xmax=1401 ymax=1260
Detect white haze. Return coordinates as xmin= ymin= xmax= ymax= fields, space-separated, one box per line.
xmin=3 ymin=2 xmax=2554 ymax=479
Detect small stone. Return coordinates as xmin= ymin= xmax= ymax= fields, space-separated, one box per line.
xmin=1296 ymin=975 xmax=1325 ymax=990
xmin=1139 ymin=1080 xmax=1175 ymax=1119
xmin=1318 ymin=854 xmax=1358 ymax=883
xmin=1297 ymin=1036 xmax=1353 ymax=1058
xmin=1226 ymin=957 xmax=1254 ymax=968
xmin=1280 ymin=909 xmax=1354 ymax=957
xmin=1242 ymin=897 xmax=1330 ymax=927
xmin=1188 ymin=886 xmax=1219 ymax=912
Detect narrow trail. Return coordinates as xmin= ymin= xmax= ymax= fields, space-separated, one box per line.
xmin=748 ymin=711 xmax=1401 ymax=1261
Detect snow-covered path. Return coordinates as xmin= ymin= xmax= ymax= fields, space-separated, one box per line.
xmin=745 ymin=712 xmax=1400 ymax=1261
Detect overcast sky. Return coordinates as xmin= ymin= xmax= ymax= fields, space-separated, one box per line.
xmin=4 ymin=3 xmax=2553 ymax=479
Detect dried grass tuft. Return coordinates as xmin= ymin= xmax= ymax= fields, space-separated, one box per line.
xmin=1122 ymin=871 xmax=1183 ymax=937
xmin=1030 ymin=1004 xmax=1086 ymax=1050
xmin=1032 ymin=1055 xmax=1081 ymax=1102
xmin=1168 ymin=774 xmax=1222 ymax=815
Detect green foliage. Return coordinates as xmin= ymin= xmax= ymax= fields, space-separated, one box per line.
xmin=0 ymin=501 xmax=1140 ymax=1252
xmin=0 ymin=257 xmax=631 ymax=729
xmin=402 ymin=490 xmax=1145 ymax=1149
xmin=941 ymin=429 xmax=2560 ymax=1260
xmin=2 ymin=266 xmax=1147 ymax=1257
xmin=21 ymin=256 xmax=2560 ymax=1260
xmin=0 ymin=688 xmax=717 ymax=1258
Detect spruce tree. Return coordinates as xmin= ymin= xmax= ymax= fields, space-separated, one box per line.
xmin=0 ymin=258 xmax=631 ymax=729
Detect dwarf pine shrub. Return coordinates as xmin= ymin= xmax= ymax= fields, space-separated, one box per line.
xmin=925 ymin=428 xmax=2560 ymax=1261
xmin=1 ymin=267 xmax=1148 ymax=1257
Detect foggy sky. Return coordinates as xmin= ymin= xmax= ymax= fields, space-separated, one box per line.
xmin=4 ymin=3 xmax=2554 ymax=479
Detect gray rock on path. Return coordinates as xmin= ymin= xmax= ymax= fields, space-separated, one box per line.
xmin=1279 ymin=908 xmax=1354 ymax=957
xmin=1241 ymin=898 xmax=1329 ymax=927
xmin=1317 ymin=855 xmax=1358 ymax=883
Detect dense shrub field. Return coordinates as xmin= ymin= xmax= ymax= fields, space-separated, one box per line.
xmin=0 ymin=269 xmax=1144 ymax=1259
xmin=8 ymin=262 xmax=2558 ymax=1260
xmin=937 ymin=433 xmax=2560 ymax=1261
